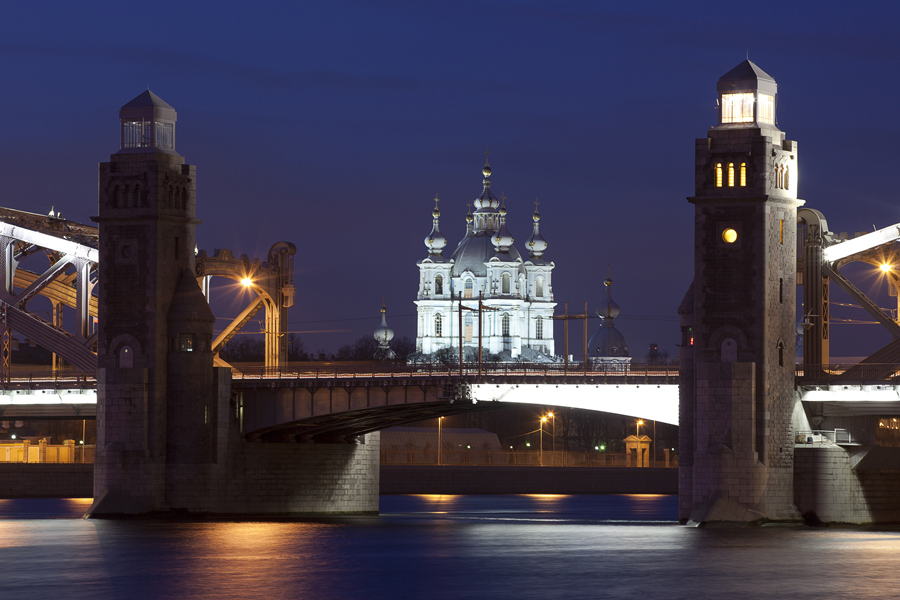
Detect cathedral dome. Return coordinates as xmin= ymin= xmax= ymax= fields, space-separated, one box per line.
xmin=587 ymin=327 xmax=629 ymax=358
xmin=451 ymin=233 xmax=523 ymax=276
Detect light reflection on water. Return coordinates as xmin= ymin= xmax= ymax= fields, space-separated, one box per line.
xmin=1 ymin=495 xmax=900 ymax=599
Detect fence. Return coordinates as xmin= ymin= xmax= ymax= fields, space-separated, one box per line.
xmin=380 ymin=449 xmax=677 ymax=468
xmin=0 ymin=440 xmax=95 ymax=463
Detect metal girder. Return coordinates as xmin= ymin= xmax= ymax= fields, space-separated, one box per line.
xmin=212 ymin=296 xmax=264 ymax=354
xmin=822 ymin=262 xmax=900 ymax=338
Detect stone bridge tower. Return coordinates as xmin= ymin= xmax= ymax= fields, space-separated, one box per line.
xmin=89 ymin=91 xmax=218 ymax=515
xmin=680 ymin=61 xmax=804 ymax=524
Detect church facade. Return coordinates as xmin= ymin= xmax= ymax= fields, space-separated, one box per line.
xmin=415 ymin=162 xmax=556 ymax=358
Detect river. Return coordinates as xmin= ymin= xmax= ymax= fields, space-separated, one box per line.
xmin=2 ymin=494 xmax=900 ymax=599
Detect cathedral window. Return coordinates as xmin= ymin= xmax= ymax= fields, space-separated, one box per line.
xmin=435 ymin=314 xmax=442 ymax=338
xmin=464 ymin=316 xmax=473 ymax=342
xmin=536 ymin=318 xmax=543 ymax=340
xmin=721 ymin=93 xmax=754 ymax=124
xmin=727 ymin=163 xmax=735 ymax=187
xmin=784 ymin=166 xmax=790 ymax=190
xmin=435 ymin=275 xmax=443 ymax=296
xmin=464 ymin=279 xmax=473 ymax=299
xmin=536 ymin=276 xmax=544 ymax=298
xmin=502 ymin=273 xmax=511 ymax=295
xmin=502 ymin=313 xmax=510 ymax=337
xmin=715 ymin=163 xmax=722 ymax=187
xmin=740 ymin=163 xmax=746 ymax=187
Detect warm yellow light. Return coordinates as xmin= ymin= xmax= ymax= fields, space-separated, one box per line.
xmin=241 ymin=277 xmax=253 ymax=287
xmin=638 ymin=420 xmax=644 ymax=425
xmin=547 ymin=412 xmax=554 ymax=418
xmin=881 ymin=263 xmax=892 ymax=273
xmin=541 ymin=416 xmax=547 ymax=422
xmin=722 ymin=228 xmax=738 ymax=244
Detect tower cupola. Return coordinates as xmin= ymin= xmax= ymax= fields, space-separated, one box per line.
xmin=716 ymin=60 xmax=778 ymax=130
xmin=118 ymin=90 xmax=178 ymax=154
xmin=526 ymin=201 xmax=548 ymax=259
xmin=424 ymin=196 xmax=447 ymax=257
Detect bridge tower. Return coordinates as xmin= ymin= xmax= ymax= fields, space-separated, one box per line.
xmin=89 ymin=91 xmax=218 ymax=515
xmin=680 ymin=61 xmax=804 ymax=524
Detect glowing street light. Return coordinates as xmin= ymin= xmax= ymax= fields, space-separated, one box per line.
xmin=438 ymin=416 xmax=443 ymax=466
xmin=241 ymin=277 xmax=253 ymax=287
xmin=547 ymin=411 xmax=555 ymax=452
xmin=540 ymin=416 xmax=547 ymax=466
xmin=636 ymin=419 xmax=643 ymax=437
xmin=881 ymin=263 xmax=893 ymax=273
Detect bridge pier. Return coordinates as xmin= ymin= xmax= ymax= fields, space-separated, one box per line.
xmin=87 ymin=91 xmax=378 ymax=517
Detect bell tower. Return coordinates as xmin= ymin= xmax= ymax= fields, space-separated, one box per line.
xmin=680 ymin=61 xmax=803 ymax=524
xmin=89 ymin=90 xmax=214 ymax=515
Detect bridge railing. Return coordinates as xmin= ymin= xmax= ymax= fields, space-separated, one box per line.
xmin=229 ymin=362 xmax=681 ymax=382
xmin=381 ymin=449 xmax=678 ymax=468
xmin=794 ymin=428 xmax=855 ymax=446
xmin=0 ymin=370 xmax=97 ymax=389
xmin=795 ymin=364 xmax=900 ymax=385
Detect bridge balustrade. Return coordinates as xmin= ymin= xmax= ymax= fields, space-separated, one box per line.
xmin=380 ymin=448 xmax=674 ymax=468
xmin=795 ymin=364 xmax=900 ymax=385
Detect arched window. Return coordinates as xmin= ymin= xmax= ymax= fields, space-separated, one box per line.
xmin=784 ymin=166 xmax=790 ymax=190
xmin=112 ymin=185 xmax=120 ymax=208
xmin=502 ymin=272 xmax=511 ymax=295
xmin=181 ymin=186 xmax=188 ymax=210
xmin=535 ymin=276 xmax=544 ymax=298
xmin=777 ymin=339 xmax=786 ymax=367
xmin=740 ymin=163 xmax=746 ymax=187
xmin=118 ymin=345 xmax=133 ymax=368
xmin=727 ymin=163 xmax=735 ymax=187
xmin=123 ymin=186 xmax=131 ymax=208
xmin=464 ymin=316 xmax=473 ymax=342
xmin=715 ymin=163 xmax=723 ymax=187
xmin=502 ymin=313 xmax=510 ymax=337
xmin=435 ymin=314 xmax=442 ymax=338
xmin=134 ymin=185 xmax=141 ymax=207
xmin=464 ymin=279 xmax=474 ymax=299
xmin=721 ymin=338 xmax=737 ymax=363
xmin=536 ymin=318 xmax=543 ymax=340
xmin=434 ymin=275 xmax=443 ymax=296
xmin=776 ymin=164 xmax=782 ymax=189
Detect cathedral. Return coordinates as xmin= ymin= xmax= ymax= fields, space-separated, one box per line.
xmin=415 ymin=161 xmax=556 ymax=358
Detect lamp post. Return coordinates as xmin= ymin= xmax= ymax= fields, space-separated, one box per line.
xmin=548 ymin=412 xmax=555 ymax=452
xmin=637 ymin=419 xmax=643 ymax=437
xmin=540 ymin=416 xmax=547 ymax=466
xmin=438 ymin=416 xmax=443 ymax=466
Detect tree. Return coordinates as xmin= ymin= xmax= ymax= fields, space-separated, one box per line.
xmin=220 ymin=335 xmax=265 ymax=362
xmin=335 ymin=335 xmax=379 ymax=361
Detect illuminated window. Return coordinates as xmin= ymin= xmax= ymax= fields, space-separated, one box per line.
xmin=464 ymin=279 xmax=473 ymax=299
xmin=434 ymin=275 xmax=443 ymax=296
xmin=536 ymin=276 xmax=544 ymax=298
xmin=728 ymin=163 xmax=735 ymax=187
xmin=464 ymin=316 xmax=473 ymax=342
xmin=758 ymin=93 xmax=774 ymax=124
xmin=502 ymin=313 xmax=510 ymax=337
xmin=740 ymin=163 xmax=746 ymax=187
xmin=155 ymin=122 xmax=174 ymax=150
xmin=536 ymin=318 xmax=543 ymax=340
xmin=715 ymin=163 xmax=723 ymax=187
xmin=502 ymin=273 xmax=511 ymax=294
xmin=178 ymin=333 xmax=195 ymax=352
xmin=721 ymin=93 xmax=755 ymax=123
xmin=435 ymin=314 xmax=442 ymax=338
xmin=122 ymin=120 xmax=151 ymax=148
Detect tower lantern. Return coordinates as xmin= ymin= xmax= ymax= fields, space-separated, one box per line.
xmin=717 ymin=60 xmax=778 ymax=129
xmin=119 ymin=90 xmax=177 ymax=154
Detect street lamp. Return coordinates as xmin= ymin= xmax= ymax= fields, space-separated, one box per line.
xmin=540 ymin=416 xmax=547 ymax=466
xmin=547 ymin=412 xmax=555 ymax=452
xmin=636 ymin=419 xmax=643 ymax=437
xmin=438 ymin=416 xmax=443 ymax=466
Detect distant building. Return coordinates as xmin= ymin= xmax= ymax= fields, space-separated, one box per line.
xmin=586 ymin=274 xmax=631 ymax=370
xmin=415 ymin=161 xmax=556 ymax=358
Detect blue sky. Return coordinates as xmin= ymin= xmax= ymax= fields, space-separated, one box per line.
xmin=2 ymin=1 xmax=899 ymax=358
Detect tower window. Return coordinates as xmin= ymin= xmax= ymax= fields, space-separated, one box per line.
xmin=178 ymin=333 xmax=195 ymax=352
xmin=758 ymin=93 xmax=775 ymax=124
xmin=536 ymin=276 xmax=544 ymax=298
xmin=464 ymin=316 xmax=473 ymax=342
xmin=435 ymin=314 xmax=442 ymax=338
xmin=502 ymin=273 xmax=511 ymax=295
xmin=502 ymin=313 xmax=510 ymax=337
xmin=464 ymin=279 xmax=474 ymax=299
xmin=536 ymin=318 xmax=543 ymax=340
xmin=728 ymin=163 xmax=735 ymax=187
xmin=721 ymin=93 xmax=755 ymax=124
xmin=122 ymin=120 xmax=151 ymax=148
xmin=156 ymin=122 xmax=174 ymax=150
xmin=434 ymin=275 xmax=443 ymax=296
xmin=715 ymin=163 xmax=723 ymax=187
xmin=134 ymin=185 xmax=141 ymax=207
xmin=740 ymin=163 xmax=746 ymax=187
xmin=784 ymin=165 xmax=790 ymax=190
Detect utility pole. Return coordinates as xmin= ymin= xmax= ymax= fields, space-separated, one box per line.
xmin=553 ymin=302 xmax=591 ymax=375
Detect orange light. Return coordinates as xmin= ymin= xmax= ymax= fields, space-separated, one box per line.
xmin=881 ymin=264 xmax=892 ymax=273
xmin=241 ymin=278 xmax=253 ymax=287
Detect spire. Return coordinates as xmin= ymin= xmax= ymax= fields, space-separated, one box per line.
xmin=526 ymin=199 xmax=547 ymax=259
xmin=491 ymin=195 xmax=514 ymax=253
xmin=424 ymin=195 xmax=447 ymax=257
xmin=473 ymin=154 xmax=500 ymax=227
xmin=596 ymin=267 xmax=621 ymax=323
xmin=374 ymin=299 xmax=396 ymax=361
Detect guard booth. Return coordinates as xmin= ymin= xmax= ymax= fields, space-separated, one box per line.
xmin=624 ymin=434 xmax=652 ymax=467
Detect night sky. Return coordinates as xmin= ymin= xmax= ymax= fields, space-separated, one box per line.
xmin=3 ymin=1 xmax=899 ymax=359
